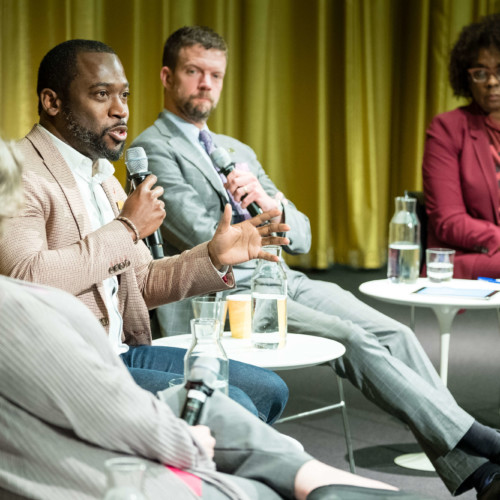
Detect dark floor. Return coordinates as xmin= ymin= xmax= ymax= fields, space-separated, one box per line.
xmin=274 ymin=265 xmax=500 ymax=500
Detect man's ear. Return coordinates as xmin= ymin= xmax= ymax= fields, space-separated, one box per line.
xmin=160 ymin=66 xmax=173 ymax=89
xmin=39 ymin=88 xmax=62 ymax=116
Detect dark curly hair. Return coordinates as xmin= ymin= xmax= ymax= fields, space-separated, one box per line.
xmin=449 ymin=13 xmax=500 ymax=98
xmin=162 ymin=26 xmax=227 ymax=70
xmin=37 ymin=39 xmax=116 ymax=115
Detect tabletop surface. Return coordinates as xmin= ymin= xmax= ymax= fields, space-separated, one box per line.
xmin=359 ymin=278 xmax=500 ymax=309
xmin=153 ymin=333 xmax=346 ymax=371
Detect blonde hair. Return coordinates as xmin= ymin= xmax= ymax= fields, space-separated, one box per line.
xmin=0 ymin=138 xmax=23 ymax=233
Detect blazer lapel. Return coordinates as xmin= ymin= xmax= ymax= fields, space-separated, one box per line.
xmin=467 ymin=108 xmax=500 ymax=224
xmin=155 ymin=112 xmax=229 ymax=203
xmin=25 ymin=126 xmax=108 ymax=311
xmin=25 ymin=125 xmax=94 ymax=238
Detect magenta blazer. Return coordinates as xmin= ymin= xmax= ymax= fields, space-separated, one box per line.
xmin=423 ymin=104 xmax=500 ymax=279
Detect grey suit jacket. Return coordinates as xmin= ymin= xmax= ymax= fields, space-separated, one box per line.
xmin=132 ymin=110 xmax=312 ymax=291
xmin=0 ymin=125 xmax=234 ymax=345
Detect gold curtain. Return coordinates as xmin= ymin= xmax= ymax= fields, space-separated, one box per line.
xmin=1 ymin=0 xmax=500 ymax=269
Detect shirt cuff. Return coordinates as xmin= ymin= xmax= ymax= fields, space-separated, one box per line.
xmin=210 ymin=257 xmax=229 ymax=278
xmin=217 ymin=265 xmax=230 ymax=277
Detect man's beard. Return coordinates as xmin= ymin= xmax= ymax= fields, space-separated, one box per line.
xmin=62 ymin=106 xmax=125 ymax=161
xmin=180 ymin=93 xmax=216 ymax=123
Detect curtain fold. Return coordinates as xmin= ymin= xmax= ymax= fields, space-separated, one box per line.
xmin=1 ymin=0 xmax=499 ymax=269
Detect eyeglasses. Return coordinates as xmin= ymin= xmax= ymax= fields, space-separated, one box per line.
xmin=468 ymin=67 xmax=500 ymax=83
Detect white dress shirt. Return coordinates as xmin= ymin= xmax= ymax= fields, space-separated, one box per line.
xmin=39 ymin=124 xmax=128 ymax=355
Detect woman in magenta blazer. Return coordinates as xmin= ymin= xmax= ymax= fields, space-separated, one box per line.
xmin=423 ymin=13 xmax=500 ymax=279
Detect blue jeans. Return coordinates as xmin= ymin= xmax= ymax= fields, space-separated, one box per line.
xmin=120 ymin=345 xmax=288 ymax=424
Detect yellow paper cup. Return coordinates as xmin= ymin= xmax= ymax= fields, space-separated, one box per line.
xmin=227 ymin=294 xmax=251 ymax=339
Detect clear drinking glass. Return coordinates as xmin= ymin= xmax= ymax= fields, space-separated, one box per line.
xmin=191 ymin=295 xmax=228 ymax=337
xmin=184 ymin=318 xmax=229 ymax=395
xmin=426 ymin=248 xmax=455 ymax=283
xmin=103 ymin=457 xmax=148 ymax=500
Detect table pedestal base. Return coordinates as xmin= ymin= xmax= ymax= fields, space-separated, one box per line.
xmin=394 ymin=452 xmax=435 ymax=472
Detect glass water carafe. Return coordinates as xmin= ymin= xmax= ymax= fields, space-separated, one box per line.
xmin=251 ymin=245 xmax=287 ymax=349
xmin=387 ymin=194 xmax=421 ymax=284
xmin=184 ymin=318 xmax=229 ymax=395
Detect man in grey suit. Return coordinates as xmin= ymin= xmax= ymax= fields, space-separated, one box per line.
xmin=131 ymin=25 xmax=500 ymax=498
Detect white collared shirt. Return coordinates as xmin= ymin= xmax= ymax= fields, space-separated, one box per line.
xmin=39 ymin=124 xmax=128 ymax=355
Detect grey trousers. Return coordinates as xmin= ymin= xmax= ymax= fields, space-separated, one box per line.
xmin=285 ymin=270 xmax=485 ymax=494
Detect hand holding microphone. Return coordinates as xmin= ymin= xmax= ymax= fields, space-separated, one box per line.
xmin=187 ymin=425 xmax=216 ymax=459
xmin=210 ymin=147 xmax=284 ymax=222
xmin=122 ymin=147 xmax=165 ymax=259
xmin=210 ymin=148 xmax=264 ymax=217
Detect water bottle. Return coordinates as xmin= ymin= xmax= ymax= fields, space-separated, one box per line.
xmin=184 ymin=318 xmax=229 ymax=395
xmin=251 ymin=245 xmax=287 ymax=349
xmin=103 ymin=457 xmax=148 ymax=500
xmin=387 ymin=194 xmax=420 ymax=284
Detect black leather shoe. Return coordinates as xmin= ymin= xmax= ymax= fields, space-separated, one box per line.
xmin=306 ymin=485 xmax=435 ymax=500
xmin=478 ymin=474 xmax=500 ymax=500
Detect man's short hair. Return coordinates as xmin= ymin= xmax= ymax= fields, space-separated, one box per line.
xmin=162 ymin=26 xmax=227 ymax=70
xmin=449 ymin=13 xmax=500 ymax=98
xmin=37 ymin=39 xmax=116 ymax=115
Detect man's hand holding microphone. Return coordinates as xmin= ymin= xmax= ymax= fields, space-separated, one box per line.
xmin=119 ymin=174 xmax=166 ymax=246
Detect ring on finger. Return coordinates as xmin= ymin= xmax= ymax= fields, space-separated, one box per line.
xmin=243 ymin=185 xmax=248 ymax=194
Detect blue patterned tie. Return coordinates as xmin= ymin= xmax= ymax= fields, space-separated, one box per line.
xmin=199 ymin=129 xmax=215 ymax=155
xmin=199 ymin=130 xmax=250 ymax=223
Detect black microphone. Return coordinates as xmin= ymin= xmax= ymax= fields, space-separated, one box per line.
xmin=210 ymin=147 xmax=263 ymax=217
xmin=125 ymin=147 xmax=164 ymax=260
xmin=180 ymin=357 xmax=220 ymax=425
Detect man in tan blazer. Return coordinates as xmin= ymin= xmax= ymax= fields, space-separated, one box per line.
xmin=0 ymin=39 xmax=290 ymax=424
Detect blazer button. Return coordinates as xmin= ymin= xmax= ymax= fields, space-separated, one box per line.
xmin=113 ymin=264 xmax=120 ymax=272
xmin=118 ymin=262 xmax=125 ymax=270
xmin=125 ymin=260 xmax=131 ymax=267
xmin=108 ymin=266 xmax=114 ymax=274
xmin=99 ymin=318 xmax=109 ymax=327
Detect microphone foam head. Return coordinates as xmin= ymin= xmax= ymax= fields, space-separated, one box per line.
xmin=210 ymin=147 xmax=231 ymax=169
xmin=125 ymin=147 xmax=148 ymax=175
xmin=188 ymin=357 xmax=220 ymax=387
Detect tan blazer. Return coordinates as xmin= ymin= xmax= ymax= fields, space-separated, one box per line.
xmin=0 ymin=125 xmax=234 ymax=345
